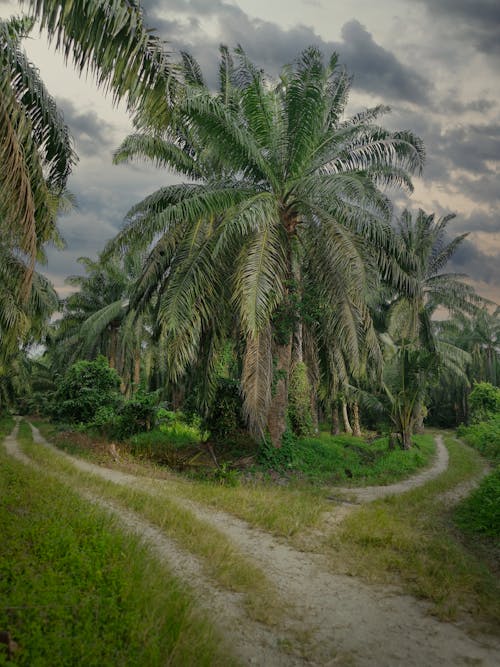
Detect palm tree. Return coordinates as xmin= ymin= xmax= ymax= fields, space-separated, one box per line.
xmin=0 ymin=16 xmax=75 ymax=298
xmin=53 ymin=251 xmax=151 ymax=396
xmin=109 ymin=47 xmax=424 ymax=446
xmin=383 ymin=209 xmax=478 ymax=439
xmin=1 ymin=1 xmax=174 ymax=294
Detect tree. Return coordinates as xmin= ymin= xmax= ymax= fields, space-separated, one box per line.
xmin=0 ymin=16 xmax=75 ymax=298
xmin=382 ymin=209 xmax=477 ymax=442
xmin=109 ymin=47 xmax=424 ymax=446
xmin=53 ymin=356 xmax=121 ymax=423
xmin=52 ymin=252 xmax=151 ymax=396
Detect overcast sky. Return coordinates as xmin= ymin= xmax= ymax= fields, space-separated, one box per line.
xmin=1 ymin=0 xmax=499 ymax=302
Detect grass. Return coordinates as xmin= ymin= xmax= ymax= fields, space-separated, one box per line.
xmin=457 ymin=415 xmax=500 ymax=463
xmin=0 ymin=414 xmax=14 ymax=439
xmin=322 ymin=434 xmax=500 ymax=632
xmin=0 ymin=434 xmax=237 ymax=666
xmin=19 ymin=422 xmax=286 ymax=627
xmin=293 ymin=432 xmax=436 ymax=485
xmin=454 ymin=468 xmax=500 ymax=542
xmin=34 ymin=421 xmax=438 ymax=537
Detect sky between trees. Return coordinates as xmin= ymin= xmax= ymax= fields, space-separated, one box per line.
xmin=0 ymin=0 xmax=498 ymax=303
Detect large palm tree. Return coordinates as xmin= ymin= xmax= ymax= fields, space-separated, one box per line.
xmin=0 ymin=16 xmax=75 ymax=297
xmin=109 ymin=47 xmax=425 ymax=446
xmin=1 ymin=1 xmax=174 ymax=289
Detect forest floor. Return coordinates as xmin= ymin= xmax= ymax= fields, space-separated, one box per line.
xmin=3 ymin=419 xmax=499 ymax=667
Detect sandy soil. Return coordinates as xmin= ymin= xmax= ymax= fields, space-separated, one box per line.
xmin=3 ymin=420 xmax=499 ymax=666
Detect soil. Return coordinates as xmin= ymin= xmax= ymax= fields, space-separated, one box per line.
xmin=3 ymin=420 xmax=500 ymax=666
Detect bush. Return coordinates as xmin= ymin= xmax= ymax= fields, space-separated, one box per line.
xmin=52 ymin=357 xmax=121 ymax=424
xmin=258 ymin=430 xmax=298 ymax=469
xmin=454 ymin=468 xmax=500 ymax=540
xmin=457 ymin=415 xmax=500 ymax=463
xmin=469 ymin=382 xmax=500 ymax=423
xmin=204 ymin=378 xmax=245 ymax=439
xmin=111 ymin=388 xmax=159 ymax=439
xmin=127 ymin=411 xmax=207 ymax=465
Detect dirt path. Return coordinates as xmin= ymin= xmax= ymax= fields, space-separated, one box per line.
xmin=4 ymin=422 xmax=500 ymax=666
xmin=331 ymin=434 xmax=449 ymax=502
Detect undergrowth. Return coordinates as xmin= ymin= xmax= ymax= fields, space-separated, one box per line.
xmin=18 ymin=422 xmax=285 ymax=627
xmin=0 ymin=436 xmax=236 ymax=667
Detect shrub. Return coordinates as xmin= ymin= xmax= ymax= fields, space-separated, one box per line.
xmin=111 ymin=388 xmax=159 ymax=439
xmin=127 ymin=411 xmax=207 ymax=465
xmin=205 ymin=378 xmax=244 ymax=439
xmin=457 ymin=415 xmax=500 ymax=463
xmin=258 ymin=430 xmax=298 ymax=469
xmin=52 ymin=356 xmax=121 ymax=424
xmin=454 ymin=468 xmax=500 ymax=540
xmin=469 ymin=382 xmax=500 ymax=423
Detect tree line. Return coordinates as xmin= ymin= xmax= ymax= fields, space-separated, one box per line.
xmin=1 ymin=1 xmax=498 ymax=449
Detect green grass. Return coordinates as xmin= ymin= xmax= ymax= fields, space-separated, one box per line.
xmin=292 ymin=432 xmax=436 ymax=485
xmin=34 ymin=421 xmax=329 ymax=537
xmin=454 ymin=467 xmax=500 ymax=542
xmin=457 ymin=415 xmax=500 ymax=463
xmin=323 ymin=435 xmax=500 ymax=631
xmin=0 ymin=414 xmax=14 ymax=439
xmin=18 ymin=422 xmax=286 ymax=627
xmin=0 ymin=436 xmax=237 ymax=666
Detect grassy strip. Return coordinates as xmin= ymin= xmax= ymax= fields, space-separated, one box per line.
xmin=294 ymin=433 xmax=436 ymax=485
xmin=36 ymin=422 xmax=438 ymax=537
xmin=454 ymin=468 xmax=500 ymax=542
xmin=323 ymin=435 xmax=500 ymax=631
xmin=19 ymin=422 xmax=285 ymax=626
xmin=0 ymin=441 xmax=236 ymax=666
xmin=35 ymin=421 xmax=330 ymax=537
xmin=0 ymin=414 xmax=14 ymax=439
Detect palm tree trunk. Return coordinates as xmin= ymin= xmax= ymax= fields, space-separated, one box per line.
xmin=133 ymin=352 xmax=141 ymax=391
xmin=352 ymin=401 xmax=361 ymax=437
xmin=267 ymin=339 xmax=292 ymax=447
xmin=310 ymin=390 xmax=319 ymax=434
xmin=341 ymin=400 xmax=353 ymax=434
xmin=331 ymin=403 xmax=340 ymax=435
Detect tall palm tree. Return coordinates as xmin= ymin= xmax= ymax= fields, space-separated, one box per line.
xmin=53 ymin=252 xmax=151 ymax=395
xmin=0 ymin=16 xmax=75 ymax=297
xmin=109 ymin=47 xmax=424 ymax=446
xmin=1 ymin=1 xmax=174 ymax=293
xmin=383 ymin=209 xmax=479 ymax=439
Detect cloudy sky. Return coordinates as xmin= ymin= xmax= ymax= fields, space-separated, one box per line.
xmin=1 ymin=0 xmax=499 ymax=301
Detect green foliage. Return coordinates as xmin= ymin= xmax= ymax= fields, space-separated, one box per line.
xmin=292 ymin=432 xmax=435 ymax=483
xmin=288 ymin=362 xmax=313 ymax=436
xmin=468 ymin=382 xmax=500 ymax=423
xmin=205 ymin=378 xmax=245 ymax=439
xmin=258 ymin=430 xmax=299 ymax=469
xmin=127 ymin=411 xmax=207 ymax=464
xmin=111 ymin=388 xmax=159 ymax=439
xmin=454 ymin=468 xmax=500 ymax=540
xmin=0 ymin=447 xmax=231 ymax=666
xmin=457 ymin=415 xmax=500 ymax=463
xmin=212 ymin=463 xmax=241 ymax=487
xmin=53 ymin=356 xmax=121 ymax=423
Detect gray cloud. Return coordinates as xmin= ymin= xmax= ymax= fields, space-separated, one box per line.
xmin=450 ymin=239 xmax=500 ymax=286
xmin=452 ymin=209 xmax=500 ymax=234
xmin=143 ymin=1 xmax=431 ymax=104
xmin=438 ymin=123 xmax=500 ymax=174
xmin=414 ymin=0 xmax=500 ymax=56
xmin=56 ymin=97 xmax=114 ymax=156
